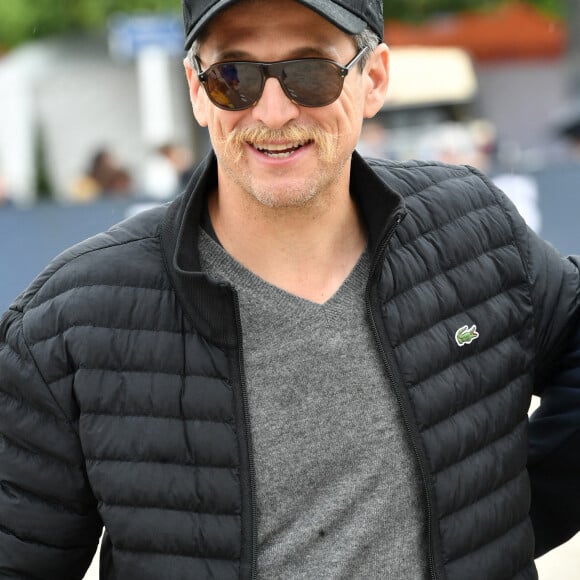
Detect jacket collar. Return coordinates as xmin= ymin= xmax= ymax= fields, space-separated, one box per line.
xmin=160 ymin=150 xmax=405 ymax=346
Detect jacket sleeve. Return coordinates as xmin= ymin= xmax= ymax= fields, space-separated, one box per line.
xmin=528 ymin=317 xmax=580 ymax=556
xmin=0 ymin=307 xmax=102 ymax=579
xmin=524 ymin=233 xmax=580 ymax=557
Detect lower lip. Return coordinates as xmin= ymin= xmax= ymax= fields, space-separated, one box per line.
xmin=247 ymin=142 xmax=313 ymax=165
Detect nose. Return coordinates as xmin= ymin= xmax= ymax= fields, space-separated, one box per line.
xmin=251 ymin=77 xmax=300 ymax=128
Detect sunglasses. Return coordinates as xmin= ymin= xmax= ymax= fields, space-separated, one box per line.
xmin=194 ymin=47 xmax=368 ymax=111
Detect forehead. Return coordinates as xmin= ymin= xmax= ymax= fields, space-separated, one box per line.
xmin=197 ymin=0 xmax=353 ymax=60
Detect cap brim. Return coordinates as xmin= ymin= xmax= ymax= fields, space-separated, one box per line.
xmin=184 ymin=0 xmax=238 ymax=50
xmin=184 ymin=0 xmax=368 ymax=50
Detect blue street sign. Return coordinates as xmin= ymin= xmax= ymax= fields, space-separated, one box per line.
xmin=108 ymin=13 xmax=185 ymax=59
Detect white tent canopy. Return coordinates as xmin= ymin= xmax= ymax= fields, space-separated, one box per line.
xmin=383 ymin=46 xmax=478 ymax=109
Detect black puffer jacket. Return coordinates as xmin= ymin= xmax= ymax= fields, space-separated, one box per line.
xmin=1 ymin=152 xmax=579 ymax=580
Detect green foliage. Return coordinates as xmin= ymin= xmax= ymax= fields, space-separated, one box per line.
xmin=0 ymin=0 xmax=179 ymax=48
xmin=0 ymin=0 xmax=563 ymax=49
xmin=34 ymin=122 xmax=53 ymax=199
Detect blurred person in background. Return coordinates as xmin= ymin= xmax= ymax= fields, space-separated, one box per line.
xmin=0 ymin=173 xmax=11 ymax=207
xmin=0 ymin=155 xmax=12 ymax=207
xmin=69 ymin=147 xmax=134 ymax=201
xmin=560 ymin=126 xmax=580 ymax=162
xmin=0 ymin=1 xmax=579 ymax=580
xmin=143 ymin=142 xmax=197 ymax=200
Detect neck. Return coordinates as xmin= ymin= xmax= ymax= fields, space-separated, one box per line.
xmin=208 ymin=177 xmax=366 ymax=304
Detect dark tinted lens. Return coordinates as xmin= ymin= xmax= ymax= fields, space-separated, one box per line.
xmin=202 ymin=58 xmax=345 ymax=110
xmin=282 ymin=60 xmax=343 ymax=107
xmin=206 ymin=63 xmax=263 ymax=110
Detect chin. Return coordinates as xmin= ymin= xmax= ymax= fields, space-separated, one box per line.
xmin=250 ymin=190 xmax=317 ymax=209
xmin=246 ymin=180 xmax=321 ymax=209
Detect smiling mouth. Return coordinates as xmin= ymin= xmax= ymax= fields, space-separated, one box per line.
xmin=251 ymin=140 xmax=313 ymax=158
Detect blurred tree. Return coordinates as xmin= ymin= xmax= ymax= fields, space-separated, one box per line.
xmin=0 ymin=0 xmax=177 ymax=48
xmin=0 ymin=0 xmax=563 ymax=50
xmin=34 ymin=122 xmax=54 ymax=200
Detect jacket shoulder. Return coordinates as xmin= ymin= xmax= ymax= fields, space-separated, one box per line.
xmin=366 ymin=157 xmax=498 ymax=201
xmin=12 ymin=203 xmax=170 ymax=315
xmin=365 ymin=157 xmax=529 ymax=240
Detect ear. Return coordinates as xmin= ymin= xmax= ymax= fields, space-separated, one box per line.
xmin=184 ymin=57 xmax=209 ymax=127
xmin=363 ymin=43 xmax=390 ymax=119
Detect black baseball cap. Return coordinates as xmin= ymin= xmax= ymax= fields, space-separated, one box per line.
xmin=182 ymin=0 xmax=384 ymax=50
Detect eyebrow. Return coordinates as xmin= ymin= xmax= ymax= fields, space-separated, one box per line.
xmin=212 ymin=46 xmax=337 ymax=63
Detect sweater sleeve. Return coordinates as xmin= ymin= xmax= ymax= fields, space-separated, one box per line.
xmin=0 ymin=307 xmax=102 ymax=579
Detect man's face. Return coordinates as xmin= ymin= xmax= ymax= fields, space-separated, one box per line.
xmin=185 ymin=0 xmax=388 ymax=210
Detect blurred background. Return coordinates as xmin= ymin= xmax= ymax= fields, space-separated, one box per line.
xmin=0 ymin=1 xmax=579 ymax=578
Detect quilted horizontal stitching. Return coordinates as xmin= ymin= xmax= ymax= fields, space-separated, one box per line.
xmin=0 ymin=376 xmax=65 ymax=424
xmin=381 ymin=166 xmax=439 ymax=192
xmin=405 ymin=169 xmax=494 ymax=194
xmin=1 ymin=431 xmax=81 ymax=470
xmin=29 ymin=324 xmax=186 ymax=348
xmin=390 ymin=172 xmax=499 ymax=218
xmin=0 ymin=339 xmax=36 ymax=372
xmin=419 ymin=370 xmax=528 ymax=434
xmin=431 ymin=418 xmax=528 ymax=478
xmin=14 ymin=315 xmax=82 ymax=436
xmin=387 ymin=233 xmax=516 ymax=306
xmin=409 ymin=167 xmax=483 ymax=191
xmin=394 ymin=279 xmax=525 ymax=349
xmin=366 ymin=157 xmax=455 ymax=180
xmin=1 ymin=481 xmax=95 ymax=517
xmin=0 ymin=339 xmax=17 ymax=357
xmin=407 ymin=329 xmax=526 ymax=395
xmin=113 ymin=545 xmax=239 ymax=562
xmin=0 ymin=523 xmax=96 ymax=552
xmin=443 ymin=513 xmax=530 ymax=569
xmin=78 ymin=367 xmax=224 ymax=380
xmin=98 ymin=500 xmax=239 ymax=517
xmin=440 ymin=467 xmax=526 ymax=521
xmin=83 ymin=412 xmax=233 ymax=424
xmin=26 ymin=234 xmax=162 ymax=310
xmin=46 ymin=368 xmax=227 ymax=387
xmin=27 ymin=283 xmax=172 ymax=316
xmin=368 ymin=158 xmax=470 ymax=178
xmin=86 ymin=457 xmax=239 ymax=469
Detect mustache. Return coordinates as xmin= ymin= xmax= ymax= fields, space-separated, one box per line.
xmin=218 ymin=124 xmax=339 ymax=163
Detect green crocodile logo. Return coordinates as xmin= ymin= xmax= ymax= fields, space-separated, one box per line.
xmin=455 ymin=324 xmax=479 ymax=347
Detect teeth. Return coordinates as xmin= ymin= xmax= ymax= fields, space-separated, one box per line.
xmin=262 ymin=151 xmax=294 ymax=159
xmin=254 ymin=140 xmax=309 ymax=156
xmin=257 ymin=142 xmax=303 ymax=152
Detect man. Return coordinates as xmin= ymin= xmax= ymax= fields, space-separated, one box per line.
xmin=0 ymin=1 xmax=579 ymax=579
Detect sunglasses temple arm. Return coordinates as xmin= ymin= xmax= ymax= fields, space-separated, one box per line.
xmin=192 ymin=56 xmax=207 ymax=81
xmin=344 ymin=46 xmax=369 ymax=74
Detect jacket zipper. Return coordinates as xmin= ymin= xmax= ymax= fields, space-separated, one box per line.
xmin=365 ymin=211 xmax=440 ymax=580
xmin=232 ymin=292 xmax=258 ymax=580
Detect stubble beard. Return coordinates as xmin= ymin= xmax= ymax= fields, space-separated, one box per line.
xmin=216 ymin=124 xmax=346 ymax=209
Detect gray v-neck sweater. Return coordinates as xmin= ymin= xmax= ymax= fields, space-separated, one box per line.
xmin=199 ymin=229 xmax=426 ymax=579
